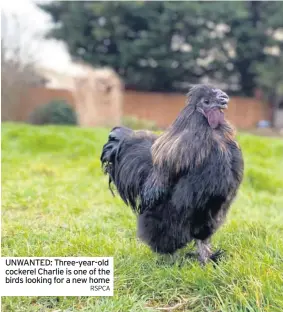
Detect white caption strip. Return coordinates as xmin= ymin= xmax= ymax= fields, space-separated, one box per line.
xmin=0 ymin=257 xmax=113 ymax=296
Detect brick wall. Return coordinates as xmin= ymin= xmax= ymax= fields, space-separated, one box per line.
xmin=17 ymin=87 xmax=76 ymax=121
xmin=15 ymin=87 xmax=271 ymax=129
xmin=124 ymin=91 xmax=271 ymax=129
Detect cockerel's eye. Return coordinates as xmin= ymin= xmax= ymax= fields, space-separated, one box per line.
xmin=204 ymin=99 xmax=209 ymax=104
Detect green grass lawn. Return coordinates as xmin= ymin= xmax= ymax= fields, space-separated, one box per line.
xmin=1 ymin=123 xmax=283 ymax=312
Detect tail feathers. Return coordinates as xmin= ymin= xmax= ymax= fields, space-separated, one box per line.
xmin=101 ymin=127 xmax=133 ymax=165
xmin=100 ymin=126 xmax=155 ymax=213
xmin=101 ymin=127 xmax=133 ymax=195
xmin=108 ymin=126 xmax=133 ymax=142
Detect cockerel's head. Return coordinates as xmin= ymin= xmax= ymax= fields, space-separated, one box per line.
xmin=187 ymin=85 xmax=229 ymax=129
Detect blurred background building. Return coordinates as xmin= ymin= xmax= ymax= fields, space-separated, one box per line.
xmin=1 ymin=1 xmax=283 ymax=131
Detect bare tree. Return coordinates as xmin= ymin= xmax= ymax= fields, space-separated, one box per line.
xmin=1 ymin=12 xmax=46 ymax=121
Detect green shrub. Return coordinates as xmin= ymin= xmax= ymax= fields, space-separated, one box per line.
xmin=28 ymin=100 xmax=77 ymax=126
xmin=122 ymin=115 xmax=159 ymax=131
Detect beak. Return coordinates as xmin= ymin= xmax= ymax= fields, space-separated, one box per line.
xmin=214 ymin=89 xmax=229 ymax=111
xmin=211 ymin=103 xmax=228 ymax=111
xmin=220 ymin=103 xmax=228 ymax=110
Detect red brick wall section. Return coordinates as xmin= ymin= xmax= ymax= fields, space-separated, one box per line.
xmin=124 ymin=91 xmax=271 ymax=129
xmin=17 ymin=88 xmax=270 ymax=129
xmin=18 ymin=87 xmax=76 ymax=121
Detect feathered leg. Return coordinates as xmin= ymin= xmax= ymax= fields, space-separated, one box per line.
xmin=186 ymin=239 xmax=225 ymax=265
xmin=196 ymin=239 xmax=212 ymax=265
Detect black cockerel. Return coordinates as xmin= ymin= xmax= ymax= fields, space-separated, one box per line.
xmin=101 ymin=85 xmax=244 ymax=264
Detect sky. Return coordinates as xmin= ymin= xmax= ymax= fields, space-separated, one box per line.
xmin=1 ymin=0 xmax=73 ymax=72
